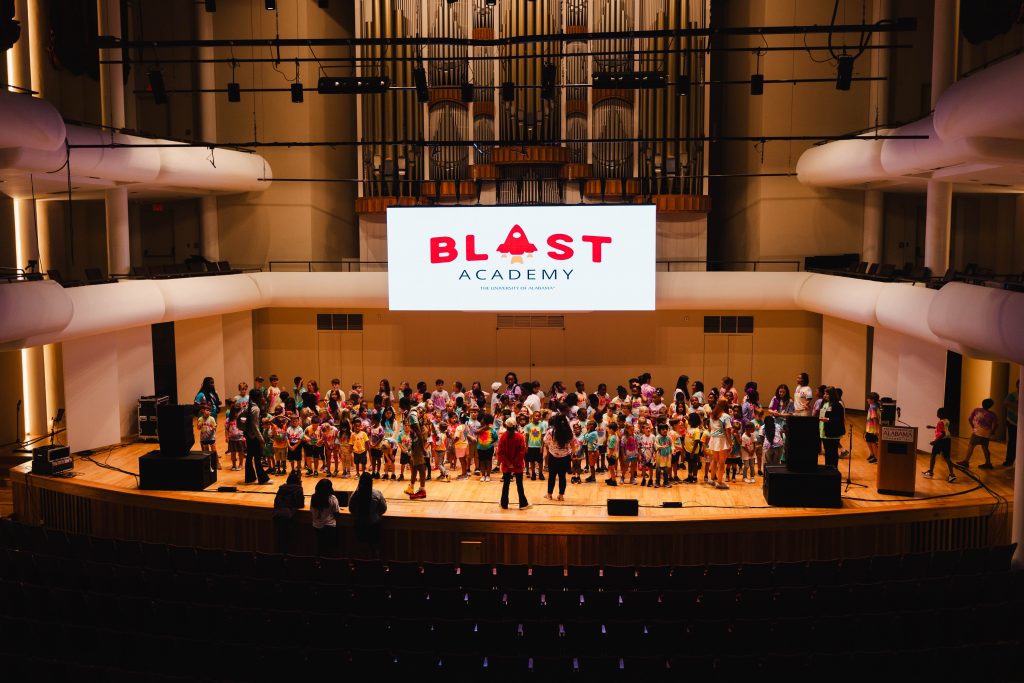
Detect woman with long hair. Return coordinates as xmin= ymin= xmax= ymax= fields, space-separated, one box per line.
xmin=819 ymin=386 xmax=846 ymax=469
xmin=769 ymin=383 xmax=795 ymax=461
xmin=348 ymin=471 xmax=388 ymax=547
xmin=706 ymin=399 xmax=735 ymax=490
xmin=378 ymin=379 xmax=393 ymax=404
xmin=543 ymin=413 xmax=576 ymax=501
xmin=310 ymin=478 xmax=339 ymax=556
xmin=272 ymin=471 xmax=304 ymax=554
xmin=498 ymin=417 xmax=530 ymax=510
xmin=194 ymin=376 xmax=221 ymax=419
xmin=674 ymin=375 xmax=690 ymax=406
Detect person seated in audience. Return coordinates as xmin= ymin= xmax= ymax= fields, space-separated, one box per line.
xmin=272 ymin=471 xmax=304 ymax=554
xmin=310 ymin=478 xmax=339 ymax=557
xmin=348 ymin=471 xmax=388 ymax=549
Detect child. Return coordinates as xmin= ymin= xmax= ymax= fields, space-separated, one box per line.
xmin=337 ymin=419 xmax=353 ymax=478
xmin=751 ymin=409 xmax=765 ymax=476
xmin=320 ymin=418 xmax=339 ymax=477
xmin=267 ymin=374 xmax=282 ymax=414
xmin=621 ymin=423 xmax=639 ymax=485
xmin=225 ymin=402 xmax=246 ymax=472
xmin=740 ymin=422 xmax=757 ymax=483
xmin=865 ymin=392 xmax=881 ymax=464
xmin=570 ymin=421 xmax=585 ymax=484
xmin=351 ymin=420 xmax=369 ymax=476
xmin=525 ymin=411 xmax=547 ymax=481
xmin=924 ymin=407 xmax=956 ymax=483
xmin=595 ymin=415 xmax=608 ymax=473
xmin=270 ymin=413 xmax=289 ymax=475
xmin=327 ymin=378 xmax=344 ymax=420
xmin=654 ymin=423 xmax=673 ymax=488
xmin=725 ymin=405 xmax=743 ymax=482
xmin=761 ymin=415 xmax=781 ymax=467
xmin=582 ymin=420 xmax=600 ymax=483
xmin=453 ymin=415 xmax=470 ymax=480
xmin=668 ymin=417 xmax=684 ymax=482
xmin=196 ymin=403 xmax=219 ymax=469
xmin=637 ymin=422 xmax=656 ymax=487
xmin=431 ymin=421 xmax=450 ymax=482
xmin=683 ymin=413 xmax=706 ymax=484
xmin=475 ymin=414 xmax=497 ymax=482
xmin=286 ymin=414 xmax=304 ymax=474
xmin=397 ymin=428 xmax=411 ymax=481
xmin=368 ymin=414 xmax=384 ymax=479
xmin=605 ymin=421 xmax=620 ymax=486
xmin=303 ymin=416 xmax=323 ymax=477
xmin=431 ymin=379 xmax=449 ymax=414
xmin=381 ymin=407 xmax=399 ymax=481
xmin=466 ymin=407 xmax=481 ymax=476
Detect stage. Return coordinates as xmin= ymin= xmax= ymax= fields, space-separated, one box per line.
xmin=9 ymin=416 xmax=1013 ymax=565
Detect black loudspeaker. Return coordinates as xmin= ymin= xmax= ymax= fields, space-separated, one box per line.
xmin=157 ymin=404 xmax=195 ymax=456
xmin=786 ymin=415 xmax=821 ymax=472
xmin=139 ymin=450 xmax=216 ymax=491
xmin=762 ymin=465 xmax=841 ymax=508
xmin=607 ymin=498 xmax=639 ymax=516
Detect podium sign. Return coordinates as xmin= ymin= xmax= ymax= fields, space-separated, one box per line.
xmin=877 ymin=426 xmax=918 ymax=496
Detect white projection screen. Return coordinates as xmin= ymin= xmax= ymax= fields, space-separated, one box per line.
xmin=387 ymin=205 xmax=655 ymax=311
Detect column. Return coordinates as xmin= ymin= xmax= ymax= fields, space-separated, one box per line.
xmin=1013 ymin=366 xmax=1024 ymax=569
xmin=97 ymin=0 xmax=129 ymax=275
xmin=862 ymin=0 xmax=890 ymax=264
xmin=195 ymin=4 xmax=220 ymax=261
xmin=923 ymin=0 xmax=959 ymax=275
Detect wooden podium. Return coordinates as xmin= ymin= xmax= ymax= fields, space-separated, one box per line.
xmin=876 ymin=425 xmax=918 ymax=496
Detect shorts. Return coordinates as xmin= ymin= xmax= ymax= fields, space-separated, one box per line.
xmin=606 ymin=453 xmax=618 ymax=465
xmin=931 ymin=439 xmax=951 ymax=457
xmin=969 ymin=434 xmax=990 ymax=447
xmin=400 ymin=453 xmax=410 ymax=465
xmin=370 ymin=448 xmax=382 ymax=462
xmin=228 ymin=440 xmax=246 ymax=454
xmin=304 ymin=444 xmax=323 ymax=460
xmin=287 ymin=446 xmax=302 ymax=461
xmin=526 ymin=447 xmax=542 ymax=463
xmin=477 ymin=450 xmax=493 ymax=466
xmin=656 ymin=457 xmax=671 ymax=469
xmin=273 ymin=445 xmax=287 ymax=459
xmin=410 ymin=444 xmax=427 ymax=467
xmin=200 ymin=439 xmax=216 ymax=446
xmin=726 ymin=455 xmax=742 ymax=466
xmin=598 ymin=445 xmax=607 ymax=455
xmin=623 ymin=452 xmax=637 ymax=462
xmin=454 ymin=446 xmax=468 ymax=459
xmin=865 ymin=432 xmax=879 ymax=444
xmin=354 ymin=451 xmax=367 ymax=466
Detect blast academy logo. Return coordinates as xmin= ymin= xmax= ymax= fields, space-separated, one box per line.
xmin=429 ymin=224 xmax=613 ymax=282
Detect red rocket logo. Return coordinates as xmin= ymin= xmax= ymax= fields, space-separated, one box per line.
xmin=496 ymin=225 xmax=537 ymax=264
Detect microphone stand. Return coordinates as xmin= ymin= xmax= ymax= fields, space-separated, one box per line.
xmin=844 ymin=422 xmax=867 ymax=491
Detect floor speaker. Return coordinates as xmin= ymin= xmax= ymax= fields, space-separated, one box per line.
xmin=139 ymin=450 xmax=216 ymax=490
xmin=157 ymin=404 xmax=195 ymax=456
xmin=786 ymin=415 xmax=821 ymax=471
xmin=762 ymin=464 xmax=841 ymax=508
xmin=607 ymin=498 xmax=639 ymax=516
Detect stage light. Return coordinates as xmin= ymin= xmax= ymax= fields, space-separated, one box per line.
xmin=317 ymin=75 xmax=391 ymax=94
xmin=461 ymin=81 xmax=474 ymax=103
xmin=227 ymin=81 xmax=240 ymax=102
xmin=501 ymin=81 xmax=515 ymax=102
xmin=264 ymin=0 xmax=276 ymax=10
xmin=593 ymin=71 xmax=667 ymax=89
xmin=204 ymin=0 xmax=216 ymax=11
xmin=750 ymin=73 xmax=764 ymax=96
xmin=541 ymin=62 xmax=557 ymax=101
xmin=676 ymin=74 xmax=690 ymax=97
xmin=836 ymin=55 xmax=854 ymax=91
xmin=147 ymin=69 xmax=168 ymax=104
xmin=291 ymin=82 xmax=303 ymax=102
xmin=413 ymin=66 xmax=429 ymax=102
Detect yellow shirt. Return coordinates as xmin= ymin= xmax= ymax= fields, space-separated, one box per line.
xmin=351 ymin=431 xmax=369 ymax=454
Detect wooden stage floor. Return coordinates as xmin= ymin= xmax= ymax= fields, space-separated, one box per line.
xmin=9 ymin=415 xmax=1015 ymax=564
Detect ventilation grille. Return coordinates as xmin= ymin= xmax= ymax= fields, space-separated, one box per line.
xmin=704 ymin=315 xmax=754 ymax=334
xmin=316 ymin=314 xmax=364 ymax=331
xmin=497 ymin=315 xmax=565 ymax=329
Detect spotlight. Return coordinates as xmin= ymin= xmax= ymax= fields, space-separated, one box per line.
xmin=541 ymin=62 xmax=557 ymax=101
xmin=227 ymin=82 xmax=240 ymax=102
xmin=501 ymin=81 xmax=515 ymax=102
xmin=676 ymin=74 xmax=690 ymax=97
xmin=750 ymin=73 xmax=764 ymax=96
xmin=317 ymin=76 xmax=391 ymax=94
xmin=147 ymin=69 xmax=168 ymax=104
xmin=461 ymin=82 xmax=474 ymax=103
xmin=264 ymin=0 xmax=276 ymax=10
xmin=836 ymin=55 xmax=854 ymax=91
xmin=413 ymin=65 xmax=429 ymax=103
xmin=204 ymin=0 xmax=216 ymax=11
xmin=291 ymin=82 xmax=303 ymax=102
xmin=592 ymin=71 xmax=667 ymax=89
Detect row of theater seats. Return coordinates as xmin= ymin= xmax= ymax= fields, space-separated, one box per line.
xmin=0 ymin=518 xmax=1016 ymax=591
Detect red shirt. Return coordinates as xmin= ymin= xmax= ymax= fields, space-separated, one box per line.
xmin=498 ymin=431 xmax=526 ymax=474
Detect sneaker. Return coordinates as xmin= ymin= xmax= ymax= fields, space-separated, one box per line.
xmin=640 ymin=477 xmax=648 ymax=487
xmin=372 ymin=472 xmax=380 ymax=479
xmin=646 ymin=480 xmax=653 ymax=488
xmin=922 ymin=470 xmax=933 ymax=478
xmin=606 ymin=478 xmax=618 ymax=486
xmin=867 ymin=456 xmax=878 ymax=464
xmin=538 ymin=474 xmax=545 ymax=481
xmin=757 ymin=469 xmax=763 ymax=476
xmin=519 ymin=503 xmax=531 ymax=510
xmin=956 ymin=460 xmax=969 ymax=468
xmin=531 ymin=473 xmax=537 ymax=481
xmin=500 ymin=503 xmax=509 ymax=510
xmin=947 ymin=475 xmax=957 ymax=483
xmin=484 ymin=476 xmax=491 ymax=482
xmin=404 ymin=486 xmax=416 ymax=496
xmin=664 ymin=483 xmax=672 ymax=489
xmin=979 ymin=463 xmax=994 ymax=470
xmin=653 ymin=483 xmax=660 ymax=488
xmin=715 ymin=482 xmax=729 ymax=490
xmin=397 ymin=474 xmax=404 ymax=481
xmin=629 ymin=477 xmax=636 ymax=485
xmin=586 ymin=475 xmax=596 ymax=483
xmin=261 ymin=479 xmax=275 ymax=486
xmin=556 ymin=494 xmax=564 ymax=501
xmin=438 ymin=474 xmax=450 ymax=482
xmin=410 ymin=489 xmax=426 ymax=499
xmin=474 ymin=470 xmax=481 ymax=475
xmin=312 ymin=470 xmax=319 ymax=478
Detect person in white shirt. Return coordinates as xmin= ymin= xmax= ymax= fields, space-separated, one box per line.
xmin=523 ymin=384 xmax=542 ymax=414
xmin=794 ymin=372 xmax=814 ymax=417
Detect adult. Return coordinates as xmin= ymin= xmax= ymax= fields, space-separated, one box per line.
xmin=959 ymin=398 xmax=999 ymax=470
xmin=378 ymin=379 xmax=394 ymax=404
xmin=1004 ymin=380 xmax=1018 ymax=467
xmin=639 ymin=373 xmax=656 ymax=402
xmin=498 ymin=417 xmax=530 ymax=510
xmin=720 ymin=377 xmax=739 ymax=406
xmin=692 ymin=381 xmax=706 ymax=406
xmin=502 ymin=371 xmax=522 ymax=404
xmin=543 ymin=413 xmax=576 ymax=501
xmin=673 ymin=375 xmax=690 ymax=406
xmin=706 ymin=399 xmax=734 ymax=490
xmin=348 ymin=471 xmax=388 ymax=545
xmin=768 ymin=384 xmax=795 ymax=460
xmin=310 ymin=478 xmax=340 ymax=556
xmin=469 ymin=381 xmax=487 ymax=410
xmin=794 ymin=373 xmax=814 ymax=417
xmin=523 ymin=383 xmax=542 ymax=414
xmin=272 ymin=471 xmax=305 ymax=554
xmin=194 ymin=376 xmax=221 ymax=420
xmin=244 ymin=388 xmax=273 ymax=485
xmin=819 ymin=387 xmax=846 ymax=469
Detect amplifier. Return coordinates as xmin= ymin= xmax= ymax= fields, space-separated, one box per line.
xmin=32 ymin=445 xmax=73 ymax=476
xmin=138 ymin=395 xmax=170 ymax=442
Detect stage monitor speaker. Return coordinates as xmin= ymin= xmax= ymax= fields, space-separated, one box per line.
xmin=157 ymin=404 xmax=195 ymax=456
xmin=607 ymin=498 xmax=639 ymax=516
xmin=786 ymin=415 xmax=821 ymax=471
xmin=139 ymin=450 xmax=216 ymax=490
xmin=762 ymin=465 xmax=841 ymax=508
